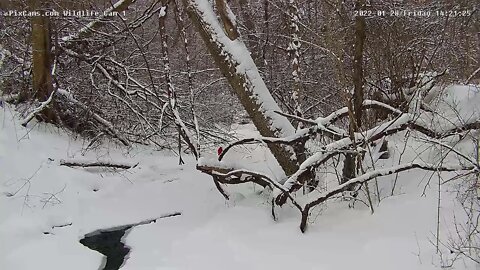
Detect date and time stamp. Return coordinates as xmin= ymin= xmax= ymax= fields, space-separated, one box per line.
xmin=354 ymin=8 xmax=474 ymax=18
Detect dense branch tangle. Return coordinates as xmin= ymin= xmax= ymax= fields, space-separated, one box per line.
xmin=197 ymin=98 xmax=480 ymax=232
xmin=43 ymin=0 xmax=209 ymax=151
xmin=3 ymin=0 xmax=479 ymax=233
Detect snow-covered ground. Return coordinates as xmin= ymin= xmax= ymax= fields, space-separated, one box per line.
xmin=1 ymin=85 xmax=479 ymax=270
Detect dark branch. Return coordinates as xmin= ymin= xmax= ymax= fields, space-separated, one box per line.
xmin=60 ymin=160 xmax=138 ymax=169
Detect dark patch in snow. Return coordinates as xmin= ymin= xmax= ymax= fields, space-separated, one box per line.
xmin=80 ymin=227 xmax=131 ymax=270
xmin=79 ymin=212 xmax=181 ymax=270
xmin=80 ymin=226 xmax=131 ymax=270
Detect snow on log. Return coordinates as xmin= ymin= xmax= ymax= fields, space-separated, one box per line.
xmin=315 ymin=99 xmax=403 ymax=126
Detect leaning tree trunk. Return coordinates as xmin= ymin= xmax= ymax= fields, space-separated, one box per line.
xmin=184 ymin=0 xmax=304 ymax=177
xmin=30 ymin=1 xmax=55 ymax=122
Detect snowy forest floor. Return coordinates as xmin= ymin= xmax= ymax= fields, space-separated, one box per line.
xmin=1 ymin=85 xmax=480 ymax=270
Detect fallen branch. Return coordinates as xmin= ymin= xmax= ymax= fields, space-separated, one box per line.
xmin=315 ymin=99 xmax=403 ymax=126
xmin=465 ymin=67 xmax=480 ymax=84
xmin=211 ymin=108 xmax=480 ymax=208
xmin=218 ymin=131 xmax=310 ymax=161
xmin=197 ymin=163 xmax=270 ymax=187
xmin=60 ymin=159 xmax=138 ymax=169
xmin=51 ymin=222 xmax=72 ymax=229
xmin=21 ymin=89 xmax=56 ymax=127
xmin=43 ymin=222 xmax=73 ymax=235
xmin=197 ymin=162 xmax=303 ymax=211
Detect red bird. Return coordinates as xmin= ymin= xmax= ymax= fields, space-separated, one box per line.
xmin=217 ymin=146 xmax=223 ymax=156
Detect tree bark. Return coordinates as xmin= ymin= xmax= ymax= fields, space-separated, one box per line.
xmin=342 ymin=0 xmax=366 ymax=183
xmin=30 ymin=0 xmax=55 ymax=122
xmin=352 ymin=0 xmax=366 ymax=128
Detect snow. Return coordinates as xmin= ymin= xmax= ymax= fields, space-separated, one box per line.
xmin=159 ymin=6 xmax=167 ymax=18
xmin=1 ymin=84 xmax=479 ymax=270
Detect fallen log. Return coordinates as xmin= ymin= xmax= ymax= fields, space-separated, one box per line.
xmin=60 ymin=159 xmax=138 ymax=169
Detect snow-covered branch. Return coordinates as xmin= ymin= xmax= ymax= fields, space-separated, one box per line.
xmin=57 ymin=89 xmax=130 ymax=146
xmin=217 ymin=130 xmax=310 ymax=161
xmin=211 ymin=98 xmax=480 ymax=206
xmin=315 ymin=99 xmax=403 ymax=126
xmin=61 ymin=0 xmax=137 ymax=43
xmin=199 ymin=93 xmax=480 ymax=232
xmin=60 ymin=159 xmax=138 ymax=169
xmin=197 ymin=158 xmax=302 ymax=210
xmin=21 ymin=88 xmax=56 ymax=127
xmin=298 ymin=162 xmax=478 ymax=232
xmin=465 ymin=67 xmax=480 ymax=84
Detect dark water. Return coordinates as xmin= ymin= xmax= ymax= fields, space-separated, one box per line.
xmin=79 ymin=213 xmax=181 ymax=270
xmin=79 ymin=227 xmax=131 ymax=270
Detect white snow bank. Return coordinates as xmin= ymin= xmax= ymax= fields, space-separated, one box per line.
xmin=1 ymin=84 xmax=479 ymax=270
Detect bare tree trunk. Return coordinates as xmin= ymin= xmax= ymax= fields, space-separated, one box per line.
xmin=286 ymin=0 xmax=315 ymax=192
xmin=342 ymin=0 xmax=366 ymax=183
xmin=30 ymin=1 xmax=55 ymax=122
xmin=352 ymin=0 xmax=366 ymax=129
xmin=287 ymin=0 xmax=303 ymax=128
xmin=31 ymin=15 xmax=53 ymax=100
xmin=159 ymin=3 xmax=199 ymax=160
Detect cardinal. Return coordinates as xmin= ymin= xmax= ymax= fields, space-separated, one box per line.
xmin=217 ymin=146 xmax=223 ymax=156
